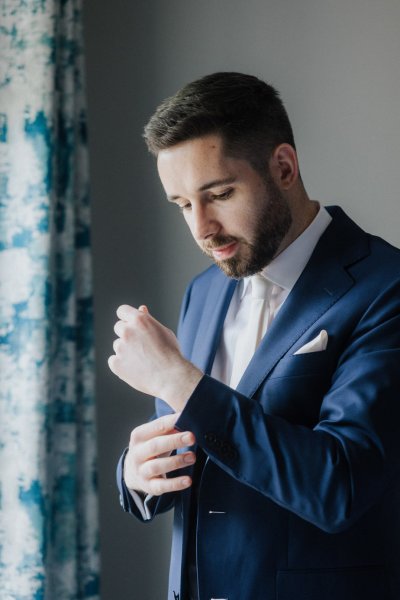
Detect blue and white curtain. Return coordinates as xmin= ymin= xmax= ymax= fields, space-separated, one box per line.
xmin=0 ymin=1 xmax=99 ymax=599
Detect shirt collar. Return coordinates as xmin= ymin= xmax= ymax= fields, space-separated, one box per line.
xmin=240 ymin=204 xmax=332 ymax=298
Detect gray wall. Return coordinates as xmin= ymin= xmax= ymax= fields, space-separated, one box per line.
xmin=83 ymin=2 xmax=400 ymax=598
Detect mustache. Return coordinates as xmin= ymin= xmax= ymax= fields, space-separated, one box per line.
xmin=202 ymin=235 xmax=242 ymax=252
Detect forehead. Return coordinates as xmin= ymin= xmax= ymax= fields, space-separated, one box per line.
xmin=157 ymin=134 xmax=253 ymax=195
xmin=157 ymin=134 xmax=226 ymax=174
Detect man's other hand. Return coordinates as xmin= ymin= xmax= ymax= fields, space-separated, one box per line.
xmin=124 ymin=413 xmax=196 ymax=496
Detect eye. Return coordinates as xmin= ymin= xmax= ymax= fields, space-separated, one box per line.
xmin=178 ymin=202 xmax=192 ymax=212
xmin=211 ymin=188 xmax=233 ymax=201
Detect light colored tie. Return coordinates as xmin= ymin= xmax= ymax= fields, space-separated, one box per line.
xmin=230 ymin=274 xmax=273 ymax=388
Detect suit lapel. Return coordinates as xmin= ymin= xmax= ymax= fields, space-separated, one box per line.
xmin=237 ymin=207 xmax=370 ymax=397
xmin=190 ymin=274 xmax=237 ymax=374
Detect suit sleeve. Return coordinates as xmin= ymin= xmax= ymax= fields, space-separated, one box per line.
xmin=175 ymin=278 xmax=400 ymax=534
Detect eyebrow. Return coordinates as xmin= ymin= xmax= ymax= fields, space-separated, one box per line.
xmin=167 ymin=176 xmax=236 ymax=202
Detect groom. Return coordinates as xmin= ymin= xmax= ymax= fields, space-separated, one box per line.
xmin=109 ymin=72 xmax=400 ymax=600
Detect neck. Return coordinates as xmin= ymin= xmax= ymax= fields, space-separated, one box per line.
xmin=277 ymin=196 xmax=319 ymax=256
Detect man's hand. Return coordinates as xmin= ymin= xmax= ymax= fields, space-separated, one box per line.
xmin=124 ymin=413 xmax=196 ymax=496
xmin=108 ymin=304 xmax=203 ymax=412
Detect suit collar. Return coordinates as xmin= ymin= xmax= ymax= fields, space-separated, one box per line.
xmin=261 ymin=203 xmax=332 ymax=292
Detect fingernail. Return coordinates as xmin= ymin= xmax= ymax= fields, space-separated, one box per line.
xmin=181 ymin=433 xmax=193 ymax=445
xmin=181 ymin=477 xmax=191 ymax=487
xmin=183 ymin=453 xmax=195 ymax=464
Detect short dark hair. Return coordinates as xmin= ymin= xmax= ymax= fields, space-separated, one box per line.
xmin=143 ymin=72 xmax=296 ymax=172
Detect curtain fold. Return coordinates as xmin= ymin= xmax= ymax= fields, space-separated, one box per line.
xmin=0 ymin=1 xmax=99 ymax=598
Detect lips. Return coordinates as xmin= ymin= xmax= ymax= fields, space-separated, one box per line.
xmin=211 ymin=241 xmax=239 ymax=260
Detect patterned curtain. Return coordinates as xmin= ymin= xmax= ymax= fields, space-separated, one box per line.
xmin=0 ymin=1 xmax=99 ymax=599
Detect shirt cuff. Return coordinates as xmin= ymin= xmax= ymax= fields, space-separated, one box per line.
xmin=127 ymin=488 xmax=157 ymax=521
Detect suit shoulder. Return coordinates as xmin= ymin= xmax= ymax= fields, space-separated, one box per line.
xmin=178 ymin=265 xmax=225 ymax=319
xmin=368 ymin=234 xmax=400 ymax=279
xmin=369 ymin=233 xmax=400 ymax=259
xmin=327 ymin=206 xmax=400 ymax=280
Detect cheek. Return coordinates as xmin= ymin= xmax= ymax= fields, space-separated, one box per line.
xmin=246 ymin=199 xmax=268 ymax=229
xmin=231 ymin=209 xmax=257 ymax=238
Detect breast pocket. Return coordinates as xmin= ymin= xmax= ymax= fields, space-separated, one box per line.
xmin=258 ymin=353 xmax=335 ymax=427
xmin=271 ymin=349 xmax=333 ymax=379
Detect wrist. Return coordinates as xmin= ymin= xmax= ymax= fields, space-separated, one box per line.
xmin=160 ymin=360 xmax=203 ymax=412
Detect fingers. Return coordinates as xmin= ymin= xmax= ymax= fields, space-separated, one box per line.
xmin=124 ymin=446 xmax=195 ymax=496
xmin=130 ymin=450 xmax=196 ymax=496
xmin=141 ymin=451 xmax=196 ymax=480
xmin=108 ymin=354 xmax=117 ymax=373
xmin=130 ymin=414 xmax=196 ymax=463
xmin=114 ymin=319 xmax=129 ymax=338
xmin=130 ymin=413 xmax=182 ymax=444
xmin=146 ymin=473 xmax=193 ymax=496
xmin=133 ymin=430 xmax=196 ymax=463
xmin=113 ymin=338 xmax=122 ymax=353
xmin=116 ymin=304 xmax=138 ymax=321
xmin=124 ymin=414 xmax=196 ymax=496
xmin=113 ymin=305 xmax=150 ymax=338
xmin=116 ymin=304 xmax=149 ymax=321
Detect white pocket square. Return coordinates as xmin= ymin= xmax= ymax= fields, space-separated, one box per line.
xmin=294 ymin=329 xmax=328 ymax=355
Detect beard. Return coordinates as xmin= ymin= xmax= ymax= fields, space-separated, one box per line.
xmin=202 ymin=175 xmax=292 ymax=279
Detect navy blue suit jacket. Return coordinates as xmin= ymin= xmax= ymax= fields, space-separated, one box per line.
xmin=118 ymin=207 xmax=400 ymax=600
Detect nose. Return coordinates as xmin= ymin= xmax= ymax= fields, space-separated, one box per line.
xmin=190 ymin=202 xmax=219 ymax=241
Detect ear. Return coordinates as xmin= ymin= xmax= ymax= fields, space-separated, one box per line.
xmin=269 ymin=144 xmax=299 ymax=190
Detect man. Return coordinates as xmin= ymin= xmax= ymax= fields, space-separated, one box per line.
xmin=109 ymin=72 xmax=400 ymax=600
